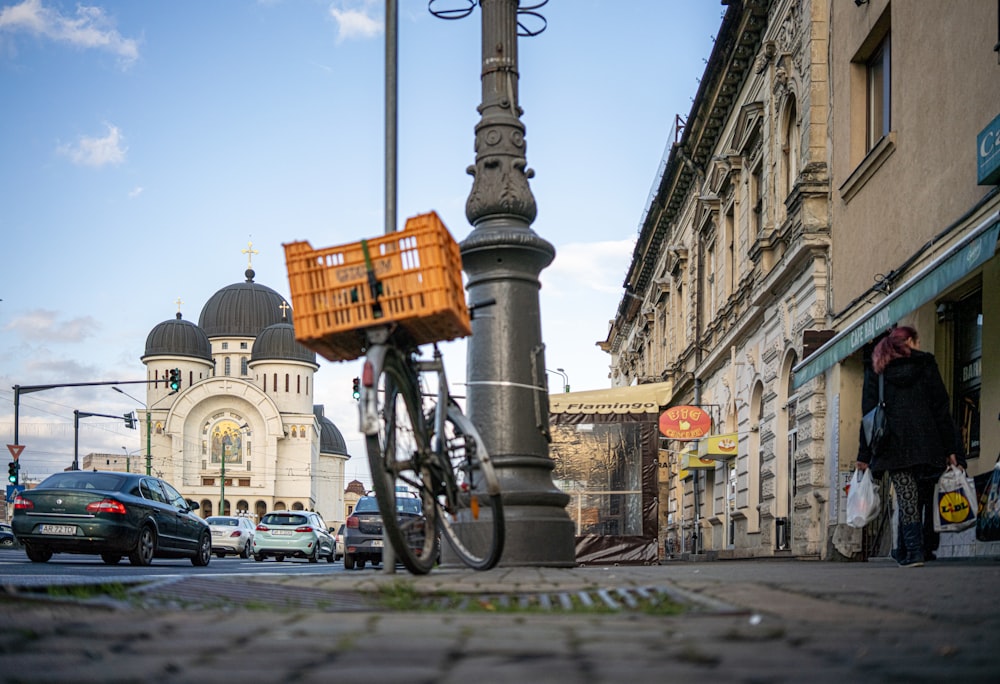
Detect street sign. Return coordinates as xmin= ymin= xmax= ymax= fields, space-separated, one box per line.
xmin=5 ymin=484 xmax=24 ymax=502
xmin=7 ymin=444 xmax=25 ymax=460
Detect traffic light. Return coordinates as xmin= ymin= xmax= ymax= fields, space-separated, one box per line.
xmin=7 ymin=461 xmax=17 ymax=485
xmin=124 ymin=411 xmax=137 ymax=429
xmin=168 ymin=368 xmax=181 ymax=392
xmin=352 ymin=377 xmax=360 ymax=401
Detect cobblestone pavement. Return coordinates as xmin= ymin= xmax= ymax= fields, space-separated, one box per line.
xmin=2 ymin=558 xmax=999 ymax=683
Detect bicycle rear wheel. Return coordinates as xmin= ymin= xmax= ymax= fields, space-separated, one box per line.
xmin=434 ymin=403 xmax=504 ymax=570
xmin=365 ymin=348 xmax=441 ymax=575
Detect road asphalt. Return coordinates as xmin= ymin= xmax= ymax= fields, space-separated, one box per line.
xmin=1 ymin=556 xmax=999 ymax=683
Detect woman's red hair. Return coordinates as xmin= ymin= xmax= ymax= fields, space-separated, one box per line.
xmin=872 ymin=325 xmax=917 ymax=374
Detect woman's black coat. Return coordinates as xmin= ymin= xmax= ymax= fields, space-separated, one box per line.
xmin=857 ymin=349 xmax=965 ymax=473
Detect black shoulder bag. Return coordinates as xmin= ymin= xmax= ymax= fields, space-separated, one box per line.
xmin=862 ymin=373 xmax=887 ymax=456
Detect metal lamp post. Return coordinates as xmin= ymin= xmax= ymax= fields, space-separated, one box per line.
xmin=434 ymin=0 xmax=574 ymax=566
xmin=547 ymin=368 xmax=570 ymax=393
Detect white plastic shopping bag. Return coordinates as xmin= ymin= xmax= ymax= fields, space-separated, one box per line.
xmin=933 ymin=464 xmax=977 ymax=533
xmin=846 ymin=468 xmax=880 ymax=528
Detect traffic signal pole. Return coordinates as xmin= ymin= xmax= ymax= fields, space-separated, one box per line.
xmin=12 ymin=377 xmax=177 ymax=476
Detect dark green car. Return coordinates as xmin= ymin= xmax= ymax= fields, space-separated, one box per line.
xmin=12 ymin=471 xmax=211 ymax=567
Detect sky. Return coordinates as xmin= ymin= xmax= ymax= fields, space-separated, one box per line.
xmin=0 ymin=0 xmax=725 ymax=487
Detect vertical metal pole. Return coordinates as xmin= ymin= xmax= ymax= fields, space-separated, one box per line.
xmin=385 ymin=0 xmax=398 ymax=237
xmin=458 ymin=0 xmax=574 ymax=566
xmin=146 ymin=410 xmax=152 ymax=476
xmin=73 ymin=410 xmax=80 ymax=471
xmin=382 ymin=0 xmax=398 ymax=574
xmin=220 ymin=444 xmax=226 ymax=517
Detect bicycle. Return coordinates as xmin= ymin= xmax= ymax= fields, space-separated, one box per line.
xmin=358 ymin=309 xmax=504 ymax=574
xmin=283 ymin=211 xmax=504 ymax=575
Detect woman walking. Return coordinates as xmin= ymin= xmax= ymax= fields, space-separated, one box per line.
xmin=856 ymin=325 xmax=965 ymax=567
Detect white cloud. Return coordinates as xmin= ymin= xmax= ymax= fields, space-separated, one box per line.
xmin=0 ymin=0 xmax=139 ymax=64
xmin=329 ymin=0 xmax=382 ymax=41
xmin=58 ymin=123 xmax=126 ymax=167
xmin=128 ymin=186 xmax=143 ymax=198
xmin=544 ymin=238 xmax=636 ymax=296
xmin=4 ymin=309 xmax=100 ymax=343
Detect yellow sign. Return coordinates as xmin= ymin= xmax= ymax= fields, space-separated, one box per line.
xmin=682 ymin=452 xmax=716 ymax=469
xmin=703 ymin=432 xmax=739 ymax=457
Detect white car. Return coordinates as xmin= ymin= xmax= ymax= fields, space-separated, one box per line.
xmin=206 ymin=516 xmax=256 ymax=558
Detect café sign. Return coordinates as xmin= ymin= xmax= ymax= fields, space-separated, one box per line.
xmin=659 ymin=405 xmax=712 ymax=441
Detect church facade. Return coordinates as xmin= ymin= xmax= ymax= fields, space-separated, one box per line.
xmin=138 ymin=256 xmax=351 ymax=529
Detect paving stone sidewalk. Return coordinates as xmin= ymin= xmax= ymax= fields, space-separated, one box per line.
xmin=1 ymin=558 xmax=999 ymax=683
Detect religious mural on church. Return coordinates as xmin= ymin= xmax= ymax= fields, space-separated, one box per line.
xmin=211 ymin=419 xmax=244 ymax=465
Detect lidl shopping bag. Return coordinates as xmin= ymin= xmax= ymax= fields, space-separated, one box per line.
xmin=933 ymin=465 xmax=977 ymax=533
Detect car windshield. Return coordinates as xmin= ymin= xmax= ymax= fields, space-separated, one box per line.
xmin=355 ymin=497 xmax=379 ymax=513
xmin=262 ymin=513 xmax=308 ymax=526
xmin=397 ymin=498 xmax=422 ymax=515
xmin=37 ymin=472 xmax=126 ymax=491
xmin=206 ymin=518 xmax=239 ymax=526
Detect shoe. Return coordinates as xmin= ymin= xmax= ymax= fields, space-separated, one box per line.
xmin=898 ymin=523 xmax=925 ymax=567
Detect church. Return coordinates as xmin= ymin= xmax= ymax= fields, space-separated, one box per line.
xmin=137 ymin=245 xmax=351 ymax=528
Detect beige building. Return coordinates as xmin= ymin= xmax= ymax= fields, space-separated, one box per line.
xmin=603 ymin=0 xmax=998 ymax=560
xmin=795 ymin=0 xmax=999 ymax=558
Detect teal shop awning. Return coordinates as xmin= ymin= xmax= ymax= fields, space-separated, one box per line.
xmin=793 ymin=213 xmax=999 ymax=389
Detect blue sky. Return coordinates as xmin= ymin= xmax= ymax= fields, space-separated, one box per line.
xmin=0 ymin=0 xmax=724 ymax=486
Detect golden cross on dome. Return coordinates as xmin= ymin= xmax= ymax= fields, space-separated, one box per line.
xmin=242 ymin=239 xmax=259 ymax=269
xmin=279 ymin=301 xmax=290 ymax=320
xmin=175 ymin=297 xmax=184 ymax=314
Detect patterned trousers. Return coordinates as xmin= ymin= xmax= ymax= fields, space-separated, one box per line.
xmin=888 ymin=469 xmax=920 ymax=526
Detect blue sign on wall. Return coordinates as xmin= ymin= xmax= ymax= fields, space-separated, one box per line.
xmin=978 ymin=111 xmax=1000 ymax=185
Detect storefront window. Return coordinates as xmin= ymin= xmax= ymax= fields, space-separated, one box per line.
xmin=953 ymin=290 xmax=982 ymax=459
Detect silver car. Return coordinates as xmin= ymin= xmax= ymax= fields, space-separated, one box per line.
xmin=252 ymin=511 xmax=336 ymax=563
xmin=206 ymin=516 xmax=256 ymax=558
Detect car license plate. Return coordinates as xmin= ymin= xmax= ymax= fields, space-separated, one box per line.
xmin=211 ymin=530 xmax=224 ymax=536
xmin=371 ymin=539 xmax=383 ymax=547
xmin=40 ymin=524 xmax=76 ymax=536
xmin=271 ymin=530 xmax=293 ymax=536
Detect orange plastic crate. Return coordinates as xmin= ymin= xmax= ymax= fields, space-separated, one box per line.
xmin=283 ymin=211 xmax=471 ymax=362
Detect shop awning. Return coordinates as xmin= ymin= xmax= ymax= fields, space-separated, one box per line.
xmin=549 ymin=381 xmax=673 ymax=415
xmin=793 ymin=213 xmax=1000 ymax=389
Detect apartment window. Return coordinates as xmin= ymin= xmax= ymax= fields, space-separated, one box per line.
xmin=866 ymin=35 xmax=891 ymax=152
xmin=751 ymin=161 xmax=763 ymax=236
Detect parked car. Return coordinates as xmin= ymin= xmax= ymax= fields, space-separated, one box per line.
xmin=333 ymin=523 xmax=345 ymax=561
xmin=11 ymin=471 xmax=211 ymax=567
xmin=0 ymin=522 xmax=15 ymax=547
xmin=206 ymin=515 xmax=256 ymax=558
xmin=252 ymin=511 xmax=335 ymax=563
xmin=343 ymin=494 xmax=431 ymax=570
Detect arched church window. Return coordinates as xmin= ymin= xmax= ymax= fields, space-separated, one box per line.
xmin=224 ymin=357 xmax=231 ymax=376
xmin=211 ymin=419 xmax=244 ymax=466
xmin=241 ymin=358 xmax=248 ymax=376
xmin=285 ymin=374 xmax=290 ymax=392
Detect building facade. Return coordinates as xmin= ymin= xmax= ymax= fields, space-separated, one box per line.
xmin=138 ymin=262 xmax=352 ymax=529
xmin=602 ymin=0 xmax=998 ymax=560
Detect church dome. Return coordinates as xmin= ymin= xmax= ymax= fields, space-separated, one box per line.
xmin=198 ymin=269 xmax=290 ymax=339
xmin=314 ymin=406 xmax=349 ymax=456
xmin=142 ymin=313 xmax=213 ymax=361
xmin=251 ymin=322 xmax=317 ymax=365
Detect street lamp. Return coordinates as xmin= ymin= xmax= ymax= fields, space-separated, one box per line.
xmin=221 ymin=423 xmax=250 ymax=518
xmin=113 ymin=386 xmax=175 ymax=476
xmin=546 ymin=368 xmax=570 ymax=393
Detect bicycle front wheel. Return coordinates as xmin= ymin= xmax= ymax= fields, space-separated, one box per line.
xmin=435 ymin=402 xmax=504 ymax=570
xmin=365 ymin=348 xmax=441 ymax=575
